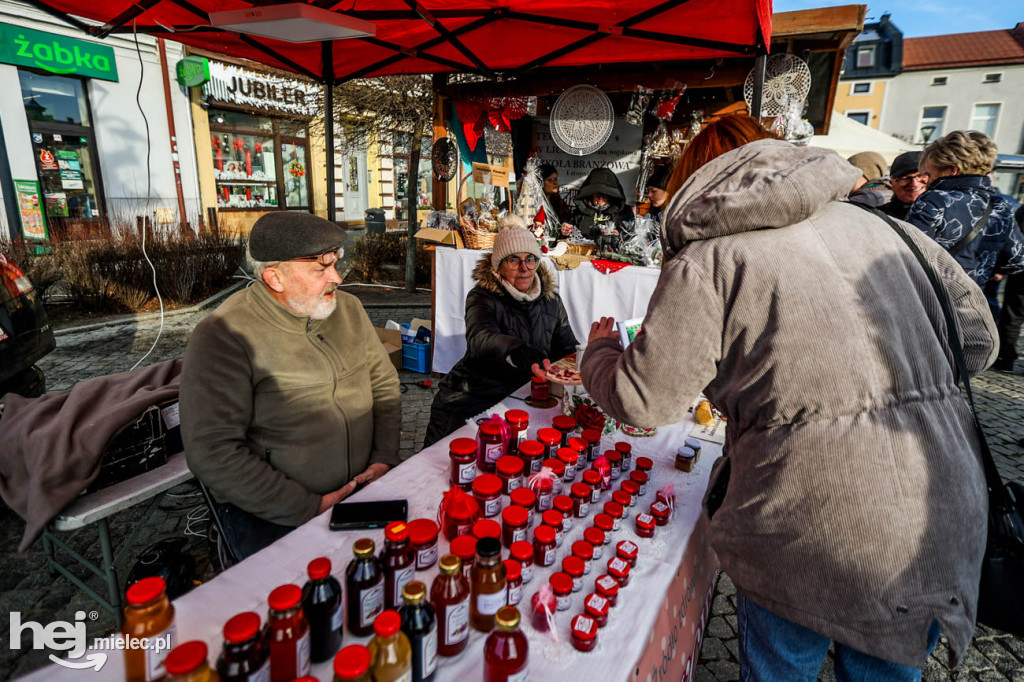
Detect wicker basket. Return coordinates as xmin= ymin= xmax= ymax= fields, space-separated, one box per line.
xmin=565 ymin=241 xmax=596 ymax=256
xmin=456 ymin=174 xmax=500 ymax=250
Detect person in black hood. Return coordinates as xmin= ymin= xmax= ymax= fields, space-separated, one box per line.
xmin=563 ymin=167 xmax=633 ymax=251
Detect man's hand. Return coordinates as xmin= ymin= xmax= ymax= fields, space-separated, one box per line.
xmin=530 ymin=359 xmax=552 ymax=381
xmin=318 ymin=463 xmax=392 ymax=514
xmin=353 ymin=462 xmax=391 ymax=487
xmin=588 ymin=316 xmax=619 ymax=345
xmin=561 ymin=223 xmax=573 ymax=236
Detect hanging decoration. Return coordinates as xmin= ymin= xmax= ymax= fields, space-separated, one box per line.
xmin=431 ymin=137 xmax=458 ymax=182
xmin=454 ymin=95 xmax=537 ymax=153
xmin=244 ymin=148 xmax=253 ymax=176
xmin=289 ymin=160 xmax=306 ymax=178
xmin=625 ymin=86 xmax=653 ymax=126
xmin=549 ymin=85 xmax=615 ymax=156
xmin=654 ymin=87 xmax=685 ymax=121
xmin=254 ymin=141 xmax=263 ymax=154
xmin=484 ymin=126 xmax=513 ymax=159
xmin=743 ymin=53 xmax=814 ymax=144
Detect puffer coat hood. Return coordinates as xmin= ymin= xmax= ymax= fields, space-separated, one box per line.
xmin=574 ymin=167 xmax=627 ymax=215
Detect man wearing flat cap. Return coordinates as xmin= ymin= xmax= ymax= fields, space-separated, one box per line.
xmin=879 ymin=151 xmax=926 ymax=221
xmin=180 ymin=212 xmax=401 ymax=559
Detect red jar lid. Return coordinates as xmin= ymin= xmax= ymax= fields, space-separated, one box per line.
xmin=307 ymin=557 xmax=332 ymax=580
xmin=584 ymin=593 xmax=610 ymax=619
xmin=606 ymin=450 xmax=622 ymax=464
xmin=480 ymin=422 xmax=502 ymax=437
xmin=562 ymin=555 xmax=585 ymax=578
xmin=636 ymin=456 xmax=653 ymax=471
xmin=651 ymin=501 xmax=671 ymax=518
xmin=603 ymin=501 xmax=624 ymax=519
xmin=542 ymin=458 xmax=566 ymax=477
xmin=583 ymin=470 xmax=601 ymax=487
xmin=450 ymin=535 xmax=477 ymax=560
xmin=621 ymin=480 xmax=640 ymax=497
xmin=584 ymin=527 xmax=605 ymax=547
xmin=541 ymin=509 xmax=564 ymax=529
xmin=126 ymin=576 xmax=167 ymax=606
xmin=615 ymin=442 xmax=632 ymax=455
xmin=510 ymin=540 xmax=534 ymax=562
xmin=636 ymin=513 xmax=655 ymax=531
xmin=549 ymin=571 xmax=573 ymax=595
xmin=164 ymin=641 xmax=207 ymax=675
xmin=449 ymin=437 xmax=477 ymax=456
xmin=571 ymin=614 xmax=598 ymax=641
xmin=552 ymin=415 xmax=577 ymax=431
xmin=537 ymin=427 xmax=562 ymax=445
xmin=582 ymin=429 xmax=602 ymax=444
xmin=334 ymin=645 xmax=371 ymax=679
xmin=593 ymin=513 xmax=614 ymax=532
xmin=505 ymin=409 xmax=530 ymax=427
xmin=510 ymin=487 xmax=537 ymax=508
xmin=268 ymin=584 xmax=302 ymax=611
xmin=519 ymin=439 xmax=544 ymax=457
xmin=596 ymin=574 xmax=620 ymax=598
xmin=568 ymin=437 xmax=586 ymax=455
xmin=630 ymin=470 xmax=648 ymax=485
xmin=553 ymin=495 xmax=573 ymax=515
xmin=473 ymin=519 xmax=501 ymax=540
xmin=408 ymin=518 xmax=439 ymax=545
xmin=502 ymin=505 xmax=529 ymax=528
xmin=571 ymin=482 xmax=591 ymax=499
xmin=572 ymin=540 xmax=595 ymax=562
xmin=534 ymin=525 xmax=556 ymax=545
xmin=617 ymin=540 xmax=639 ymax=561
xmin=374 ymin=610 xmax=401 ymax=638
xmin=556 ymin=447 xmax=579 ymax=465
xmin=612 ymin=490 xmax=632 ymax=508
xmin=531 ymin=375 xmax=548 ymax=385
xmin=504 ymin=559 xmax=522 ymax=581
xmin=473 ymin=473 xmax=502 ymax=497
xmin=384 ymin=521 xmax=410 ymax=544
xmin=607 ymin=557 xmax=630 ymax=579
xmin=496 ymin=455 xmax=524 ymax=476
xmin=223 ymin=612 xmax=261 ymax=644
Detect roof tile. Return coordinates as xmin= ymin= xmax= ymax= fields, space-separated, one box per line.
xmin=903 ymin=27 xmax=1024 ymax=70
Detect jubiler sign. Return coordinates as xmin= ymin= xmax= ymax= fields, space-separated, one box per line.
xmin=0 ymin=23 xmax=118 ymax=82
xmin=203 ymin=61 xmax=319 ymax=117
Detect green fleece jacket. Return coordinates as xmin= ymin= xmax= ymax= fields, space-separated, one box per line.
xmin=180 ymin=282 xmax=401 ymax=526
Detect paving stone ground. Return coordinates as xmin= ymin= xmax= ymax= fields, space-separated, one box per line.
xmin=1 ymin=287 xmax=1022 ymax=680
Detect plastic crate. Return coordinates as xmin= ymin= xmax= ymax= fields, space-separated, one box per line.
xmin=402 ymin=342 xmax=431 ymax=373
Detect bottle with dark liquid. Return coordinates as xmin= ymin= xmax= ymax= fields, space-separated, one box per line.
xmin=470 ymin=537 xmax=507 ymax=632
xmin=301 ymin=557 xmax=343 ymax=663
xmin=429 ymin=554 xmax=470 ymax=656
xmin=483 ymin=606 xmax=528 ymax=682
xmin=346 ymin=538 xmax=385 ymax=637
xmin=216 ymin=611 xmax=270 ymax=681
xmin=381 ymin=521 xmax=415 ymax=609
xmin=399 ymin=581 xmax=437 ymax=682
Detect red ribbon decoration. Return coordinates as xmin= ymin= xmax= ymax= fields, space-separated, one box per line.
xmin=232 ymin=138 xmax=246 ymax=152
xmin=244 ymin=150 xmax=252 ymax=176
xmin=254 ymin=142 xmax=263 ymax=153
xmin=437 ymin=487 xmax=481 ymax=542
xmin=591 ymin=259 xmax=631 ymax=274
xmin=454 ymin=96 xmax=532 ymax=152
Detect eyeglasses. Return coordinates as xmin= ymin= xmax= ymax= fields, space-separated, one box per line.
xmin=893 ymin=173 xmax=929 ymax=185
xmin=291 ymin=248 xmax=344 ymax=268
xmin=503 ymin=255 xmax=539 ymax=269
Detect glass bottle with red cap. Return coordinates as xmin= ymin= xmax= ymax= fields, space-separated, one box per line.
xmin=473 ymin=518 xmax=502 ymax=542
xmin=448 ymin=437 xmax=478 ymax=490
xmin=583 ymin=526 xmax=605 ymax=559
xmin=123 ymin=576 xmax=176 ymax=682
xmin=429 ymin=554 xmax=471 ymax=657
xmin=570 ymin=614 xmax=598 ymax=652
xmin=581 ymin=429 xmax=602 ymax=462
xmin=332 ymin=644 xmax=371 ymax=682
xmin=556 ymin=446 xmax=579 ymax=481
xmin=504 ymin=559 xmax=523 ymax=606
xmin=509 ymin=487 xmax=536 ymax=526
xmin=267 ymin=584 xmax=311 ymax=682
xmin=509 ymin=541 xmax=534 ymax=584
xmin=164 ymin=640 xmax=216 ymax=682
xmin=517 ymin=439 xmax=545 ymax=475
xmin=399 ymin=581 xmax=437 ymax=682
xmin=504 ymin=409 xmax=529 ymax=456
xmin=473 ymin=473 xmax=503 ymax=518
xmin=369 ymin=610 xmax=412 ymax=682
xmin=548 ymin=572 xmax=573 ymax=611
xmin=551 ymin=415 xmax=576 ymax=446
xmin=584 ymin=593 xmax=610 ymax=628
xmin=477 ymin=421 xmax=505 ymax=473
xmin=301 ymin=557 xmax=343 ymax=663
xmin=501 ymin=505 xmax=528 ymax=548
xmin=484 ymin=606 xmax=529 ymax=682
xmin=536 ymin=428 xmax=561 ymax=460
xmin=382 ymin=522 xmax=415 ymax=610
xmin=217 ymin=612 xmax=269 ymax=682
xmin=495 ymin=455 xmax=524 ymax=495
xmin=533 ymin=524 xmax=557 ymax=567
xmin=470 ymin=537 xmax=507 ymax=632
xmin=450 ymin=535 xmax=477 ymax=580
xmin=408 ymin=518 xmax=440 ymax=570
xmin=561 ymin=556 xmax=585 ymax=593
xmin=346 ymin=539 xmax=384 ymax=637
xmin=582 ymin=469 xmax=602 ymax=503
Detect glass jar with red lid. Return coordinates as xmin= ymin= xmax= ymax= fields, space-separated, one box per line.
xmin=629 ymin=470 xmax=648 ymax=497
xmin=509 ymin=541 xmax=534 ymax=584
xmin=635 ymin=456 xmax=653 ymax=474
xmin=533 ymin=525 xmax=557 ymax=567
xmin=332 ymin=644 xmax=371 ymax=682
xmin=504 ymin=409 xmax=529 ymax=456
xmin=616 ymin=540 xmax=639 ymax=569
xmin=518 ymin=439 xmax=545 ymax=475
xmin=584 ymin=593 xmax=610 ymax=628
xmin=561 ymin=556 xmax=585 ymax=593
xmin=581 ymin=429 xmax=602 ymax=462
xmin=612 ymin=489 xmax=633 ymax=512
xmin=650 ymin=501 xmax=671 ymax=526
xmin=500 ymin=506 xmax=528 ymax=548
xmin=408 ymin=519 xmax=440 ymax=570
xmin=607 ymin=557 xmax=631 ymax=587
xmin=123 ymin=576 xmax=176 ymax=681
xmin=572 ymin=540 xmax=595 ymax=574
xmin=541 ymin=458 xmax=566 ymax=495
xmin=477 ymin=422 xmax=505 ymax=474
xmin=473 ymin=519 xmax=502 ymax=542
xmin=503 ymin=559 xmax=523 ymax=606
xmin=530 ymin=375 xmax=550 ymax=401
xmin=568 ymin=436 xmax=587 ymax=464
xmin=553 ymin=495 xmax=573 ymax=533
xmin=473 ymin=474 xmax=503 ymax=518
xmin=165 ymin=640 xmax=215 ymax=681
xmin=529 ymin=474 xmax=554 ymax=513
xmin=556 ymin=447 xmax=579 ymax=481
xmin=450 ymin=535 xmax=477 ymax=581
xmin=595 ymin=574 xmax=620 ymax=607
xmin=540 ymin=509 xmax=564 ymax=547
xmin=582 ymin=470 xmax=602 ymax=503
xmin=551 ymin=415 xmax=577 ymax=446
xmin=484 ymin=606 xmax=529 ymax=681
xmin=593 ymin=513 xmax=614 ymax=541
xmin=635 ymin=513 xmax=656 ymax=538
xmin=583 ymin=527 xmax=605 ymax=559
xmin=605 ymin=450 xmax=623 ymax=480
xmin=536 ymin=428 xmax=561 ymax=460
xmin=570 ymin=482 xmax=591 ymax=519
xmin=382 ymin=522 xmax=415 ymax=610
xmin=218 ymin=611 xmax=269 ymax=682
xmin=449 ymin=437 xmax=478 ymax=490
xmin=267 ymin=584 xmax=312 ymax=681
xmin=656 ymin=489 xmax=674 ymax=506
xmin=508 ymin=487 xmax=536 ymax=526
xmin=530 ymin=590 xmax=557 ymax=632
xmin=603 ymin=501 xmax=624 ymax=530
xmin=495 ymin=455 xmax=524 ymax=495
xmin=620 ymin=480 xmax=640 ymax=505
xmin=570 ymin=614 xmax=598 ymax=652
xmin=614 ymin=441 xmax=632 ymax=470
xmin=549 ymin=572 xmax=573 ymax=611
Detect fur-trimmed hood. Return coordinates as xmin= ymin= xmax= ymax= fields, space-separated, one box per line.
xmin=473 ymin=253 xmax=558 ymax=300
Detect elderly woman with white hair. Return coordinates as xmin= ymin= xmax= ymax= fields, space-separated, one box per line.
xmin=423 ymin=216 xmax=578 ymax=447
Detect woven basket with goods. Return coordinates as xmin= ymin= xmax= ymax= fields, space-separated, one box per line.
xmin=456 ymin=175 xmax=501 ymax=250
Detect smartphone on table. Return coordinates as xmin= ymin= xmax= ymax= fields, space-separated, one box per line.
xmin=329 ymin=499 xmax=408 ymax=531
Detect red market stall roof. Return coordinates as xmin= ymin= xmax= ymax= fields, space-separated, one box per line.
xmin=28 ymin=0 xmax=772 ymax=84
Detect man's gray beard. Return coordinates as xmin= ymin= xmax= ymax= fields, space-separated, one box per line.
xmin=286 ymin=291 xmax=338 ymax=320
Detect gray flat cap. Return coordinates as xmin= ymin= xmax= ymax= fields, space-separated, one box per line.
xmin=249 ymin=212 xmax=345 ymax=262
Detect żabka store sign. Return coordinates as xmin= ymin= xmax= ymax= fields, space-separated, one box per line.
xmin=0 ymin=23 xmax=118 ymax=82
xmin=203 ymin=61 xmax=320 ymax=117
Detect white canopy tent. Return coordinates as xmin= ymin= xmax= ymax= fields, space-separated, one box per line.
xmin=810 ymin=113 xmax=918 ymax=165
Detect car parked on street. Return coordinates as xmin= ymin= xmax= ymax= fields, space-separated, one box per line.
xmin=0 ymin=250 xmax=55 ymax=399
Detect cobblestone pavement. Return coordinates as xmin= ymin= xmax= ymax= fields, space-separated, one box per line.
xmin=2 ymin=293 xmax=1022 ymax=680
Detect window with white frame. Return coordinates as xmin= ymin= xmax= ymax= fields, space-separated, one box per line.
xmin=983 ymin=73 xmax=1002 ymax=84
xmin=918 ymin=106 xmax=946 ymax=143
xmin=851 ymin=82 xmax=872 ymax=94
xmin=970 ymin=103 xmax=1000 ymax=137
xmin=856 ymin=45 xmax=876 ymax=68
xmin=846 ymin=111 xmax=871 ymax=125
xmin=931 ymin=76 xmax=947 ymax=86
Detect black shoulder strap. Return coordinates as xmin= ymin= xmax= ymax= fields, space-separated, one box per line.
xmin=948 ymin=201 xmax=994 ymax=257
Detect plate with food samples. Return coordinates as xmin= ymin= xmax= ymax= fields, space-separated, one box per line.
xmin=546 ymin=355 xmax=582 ymax=386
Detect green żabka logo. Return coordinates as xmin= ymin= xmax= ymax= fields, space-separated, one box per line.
xmin=0 ymin=23 xmax=118 ymax=82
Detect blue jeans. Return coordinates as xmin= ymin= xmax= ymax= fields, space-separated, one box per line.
xmin=736 ymin=591 xmax=941 ymax=682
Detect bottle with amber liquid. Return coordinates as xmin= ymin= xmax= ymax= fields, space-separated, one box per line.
xmin=123 ymin=576 xmax=177 ymax=682
xmin=301 ymin=557 xmax=343 ymax=663
xmin=346 ymin=538 xmax=385 ymax=637
xmin=429 ymin=554 xmax=470 ymax=656
xmin=165 ymin=641 xmax=220 ymax=682
xmin=483 ymin=606 xmax=529 ymax=682
xmin=470 ymin=537 xmax=507 ymax=632
xmin=382 ymin=521 xmax=415 ymax=609
xmin=399 ymin=581 xmax=437 ymax=682
xmin=368 ymin=610 xmax=412 ymax=682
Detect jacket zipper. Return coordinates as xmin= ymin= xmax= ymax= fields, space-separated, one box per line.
xmin=307 ymin=324 xmax=353 ymax=480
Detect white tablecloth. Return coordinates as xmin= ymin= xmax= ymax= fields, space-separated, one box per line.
xmin=25 ymin=396 xmax=720 ymax=682
xmin=432 ymin=247 xmax=662 ymax=373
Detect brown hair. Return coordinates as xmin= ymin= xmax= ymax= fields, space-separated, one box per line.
xmin=920 ymin=130 xmax=998 ymax=176
xmin=666 ymin=114 xmax=777 ymax=197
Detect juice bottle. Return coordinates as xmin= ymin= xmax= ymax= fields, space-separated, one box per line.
xmin=470 ymin=537 xmax=507 ymax=632
xmin=368 ymin=610 xmax=412 ymax=682
xmin=332 ymin=644 xmax=372 ymax=681
xmin=346 ymin=538 xmax=385 ymax=637
xmin=399 ymin=581 xmax=437 ymax=682
xmin=216 ymin=611 xmax=270 ymax=682
xmin=483 ymin=606 xmax=528 ymax=682
xmin=165 ymin=640 xmax=219 ymax=682
xmin=301 ymin=557 xmax=343 ymax=663
xmin=382 ymin=521 xmax=416 ymax=609
xmin=123 ymin=576 xmax=177 ymax=682
xmin=266 ymin=584 xmax=311 ymax=682
xmin=429 ymin=554 xmax=470 ymax=657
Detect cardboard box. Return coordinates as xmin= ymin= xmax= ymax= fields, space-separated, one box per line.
xmin=374 ymin=327 xmax=403 ymax=370
xmin=414 ymin=227 xmax=464 ymax=248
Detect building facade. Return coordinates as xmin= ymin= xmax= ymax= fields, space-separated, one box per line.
xmin=835 ymin=13 xmax=903 ymax=130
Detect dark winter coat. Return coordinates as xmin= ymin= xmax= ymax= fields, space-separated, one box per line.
xmin=571 ymin=168 xmax=634 ymax=243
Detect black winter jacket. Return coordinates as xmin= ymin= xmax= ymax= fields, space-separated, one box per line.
xmin=571 ymin=168 xmax=634 ymax=244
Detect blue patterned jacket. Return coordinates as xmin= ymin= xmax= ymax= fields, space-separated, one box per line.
xmin=905 ymin=174 xmax=1024 ymax=287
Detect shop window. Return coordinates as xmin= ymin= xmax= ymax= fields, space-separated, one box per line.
xmin=970 ymin=103 xmax=1000 ymax=137
xmin=19 ymin=70 xmax=90 ymax=126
